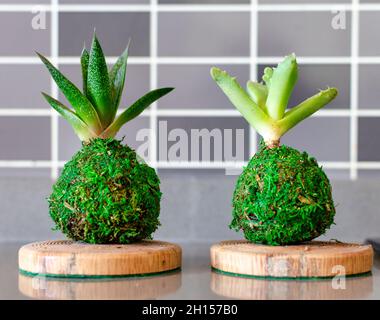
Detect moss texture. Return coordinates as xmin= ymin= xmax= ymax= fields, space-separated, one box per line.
xmin=48 ymin=138 xmax=161 ymax=244
xmin=231 ymin=141 xmax=335 ymax=245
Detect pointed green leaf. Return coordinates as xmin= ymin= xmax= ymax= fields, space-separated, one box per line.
xmin=265 ymin=54 xmax=298 ymax=121
xmin=101 ymin=87 xmax=174 ymax=138
xmin=37 ymin=52 xmax=102 ymax=133
xmin=246 ymin=80 xmax=268 ymax=112
xmin=87 ymin=34 xmax=113 ymax=126
xmin=109 ymin=40 xmax=131 ymax=114
xmin=42 ymin=92 xmax=96 ymax=141
xmin=278 ymin=87 xmax=338 ymax=136
xmin=81 ymin=46 xmax=89 ymax=96
xmin=210 ymin=67 xmax=273 ymax=139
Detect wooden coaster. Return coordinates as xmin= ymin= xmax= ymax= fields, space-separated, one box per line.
xmin=210 ymin=240 xmax=373 ymax=279
xmin=19 ymin=272 xmax=181 ymax=300
xmin=19 ymin=240 xmax=181 ymax=278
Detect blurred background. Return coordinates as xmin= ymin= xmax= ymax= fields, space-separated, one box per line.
xmin=0 ymin=0 xmax=379 ymax=244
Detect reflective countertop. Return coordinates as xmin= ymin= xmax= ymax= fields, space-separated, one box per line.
xmin=1 ymin=242 xmax=379 ymax=300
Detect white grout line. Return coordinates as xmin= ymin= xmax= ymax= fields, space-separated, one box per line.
xmin=149 ymin=0 xmax=158 ymax=169
xmin=2 ymin=3 xmax=380 ymax=13
xmin=0 ymin=161 xmax=53 ymax=168
xmin=3 ymin=160 xmax=376 ymax=171
xmin=0 ymin=109 xmax=51 ymax=116
xmin=4 ymin=108 xmax=380 ymax=117
xmin=249 ymin=0 xmax=258 ymax=157
xmin=350 ymin=0 xmax=359 ymax=180
xmin=1 ymin=160 xmax=380 ymax=171
xmin=50 ymin=0 xmax=59 ymax=180
xmin=6 ymin=56 xmax=380 ymax=65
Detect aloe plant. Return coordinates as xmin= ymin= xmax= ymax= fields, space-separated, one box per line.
xmin=211 ymin=54 xmax=337 ymax=245
xmin=39 ymin=33 xmax=173 ymax=244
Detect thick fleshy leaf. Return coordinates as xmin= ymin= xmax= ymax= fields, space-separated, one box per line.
xmin=81 ymin=46 xmax=89 ymax=96
xmin=109 ymin=40 xmax=130 ymax=114
xmin=37 ymin=52 xmax=102 ymax=133
xmin=101 ymin=87 xmax=174 ymax=138
xmin=278 ymin=88 xmax=338 ymax=136
xmin=246 ymin=80 xmax=268 ymax=112
xmin=210 ymin=67 xmax=273 ymax=139
xmin=265 ymin=54 xmax=298 ymax=121
xmin=87 ymin=34 xmax=113 ymax=126
xmin=42 ymin=92 xmax=96 ymax=141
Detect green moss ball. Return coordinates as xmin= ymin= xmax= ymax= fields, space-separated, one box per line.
xmin=48 ymin=138 xmax=161 ymax=244
xmin=231 ymin=142 xmax=335 ymax=245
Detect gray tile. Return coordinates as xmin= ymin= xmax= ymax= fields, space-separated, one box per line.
xmin=0 ymin=65 xmax=51 ymax=109
xmin=158 ymin=12 xmax=250 ymax=56
xmin=360 ymin=12 xmax=380 ymax=56
xmin=359 ymin=65 xmax=380 ymax=109
xmin=157 ymin=64 xmax=250 ymax=109
xmin=58 ymin=64 xmax=150 ymax=109
xmin=258 ymin=64 xmax=350 ymax=109
xmin=61 ymin=0 xmax=148 ymax=3
xmin=159 ymin=0 xmax=249 ymax=3
xmin=0 ymin=0 xmax=49 ymax=2
xmin=359 ymin=170 xmax=380 ymax=179
xmin=0 ymin=168 xmax=50 ymax=177
xmin=258 ymin=12 xmax=351 ymax=56
xmin=259 ymin=0 xmax=349 ymax=3
xmin=360 ymin=0 xmax=380 ymax=4
xmin=0 ymin=12 xmax=50 ymax=55
xmin=358 ymin=117 xmax=380 ymax=161
xmin=59 ymin=12 xmax=150 ymax=56
xmin=58 ymin=117 xmax=150 ymax=161
xmin=157 ymin=117 xmax=250 ymax=162
xmin=0 ymin=117 xmax=50 ymax=160
xmin=281 ymin=117 xmax=350 ymax=162
xmin=324 ymin=169 xmax=350 ymax=180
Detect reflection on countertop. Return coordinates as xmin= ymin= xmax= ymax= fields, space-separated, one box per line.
xmin=19 ymin=272 xmax=181 ymax=300
xmin=210 ymin=272 xmax=373 ymax=300
xmin=1 ymin=242 xmax=380 ymax=300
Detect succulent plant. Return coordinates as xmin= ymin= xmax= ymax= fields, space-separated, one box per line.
xmin=211 ymin=54 xmax=337 ymax=245
xmin=39 ymin=33 xmax=173 ymax=244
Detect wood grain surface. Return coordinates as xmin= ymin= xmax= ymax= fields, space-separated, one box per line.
xmin=19 ymin=240 xmax=182 ymax=277
xmin=210 ymin=240 xmax=373 ymax=278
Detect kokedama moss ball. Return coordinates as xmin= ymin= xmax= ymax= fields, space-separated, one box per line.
xmin=48 ymin=138 xmax=161 ymax=244
xmin=231 ymin=142 xmax=335 ymax=245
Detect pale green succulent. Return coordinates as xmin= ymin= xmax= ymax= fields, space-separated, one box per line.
xmin=211 ymin=54 xmax=337 ymax=147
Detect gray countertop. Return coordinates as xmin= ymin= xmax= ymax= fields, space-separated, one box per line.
xmin=1 ymin=242 xmax=379 ymax=300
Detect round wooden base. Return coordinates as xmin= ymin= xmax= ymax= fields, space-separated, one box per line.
xmin=210 ymin=240 xmax=373 ymax=279
xmin=19 ymin=240 xmax=182 ymax=278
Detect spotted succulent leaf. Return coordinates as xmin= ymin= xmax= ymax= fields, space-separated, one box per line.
xmin=101 ymin=87 xmax=174 ymax=138
xmin=109 ymin=40 xmax=130 ymax=115
xmin=87 ymin=34 xmax=113 ymax=127
xmin=37 ymin=52 xmax=102 ymax=133
xmin=80 ymin=46 xmax=89 ymax=96
xmin=42 ymin=92 xmax=96 ymax=141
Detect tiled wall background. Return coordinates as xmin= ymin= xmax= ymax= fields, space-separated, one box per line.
xmin=0 ymin=0 xmax=379 ymax=180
